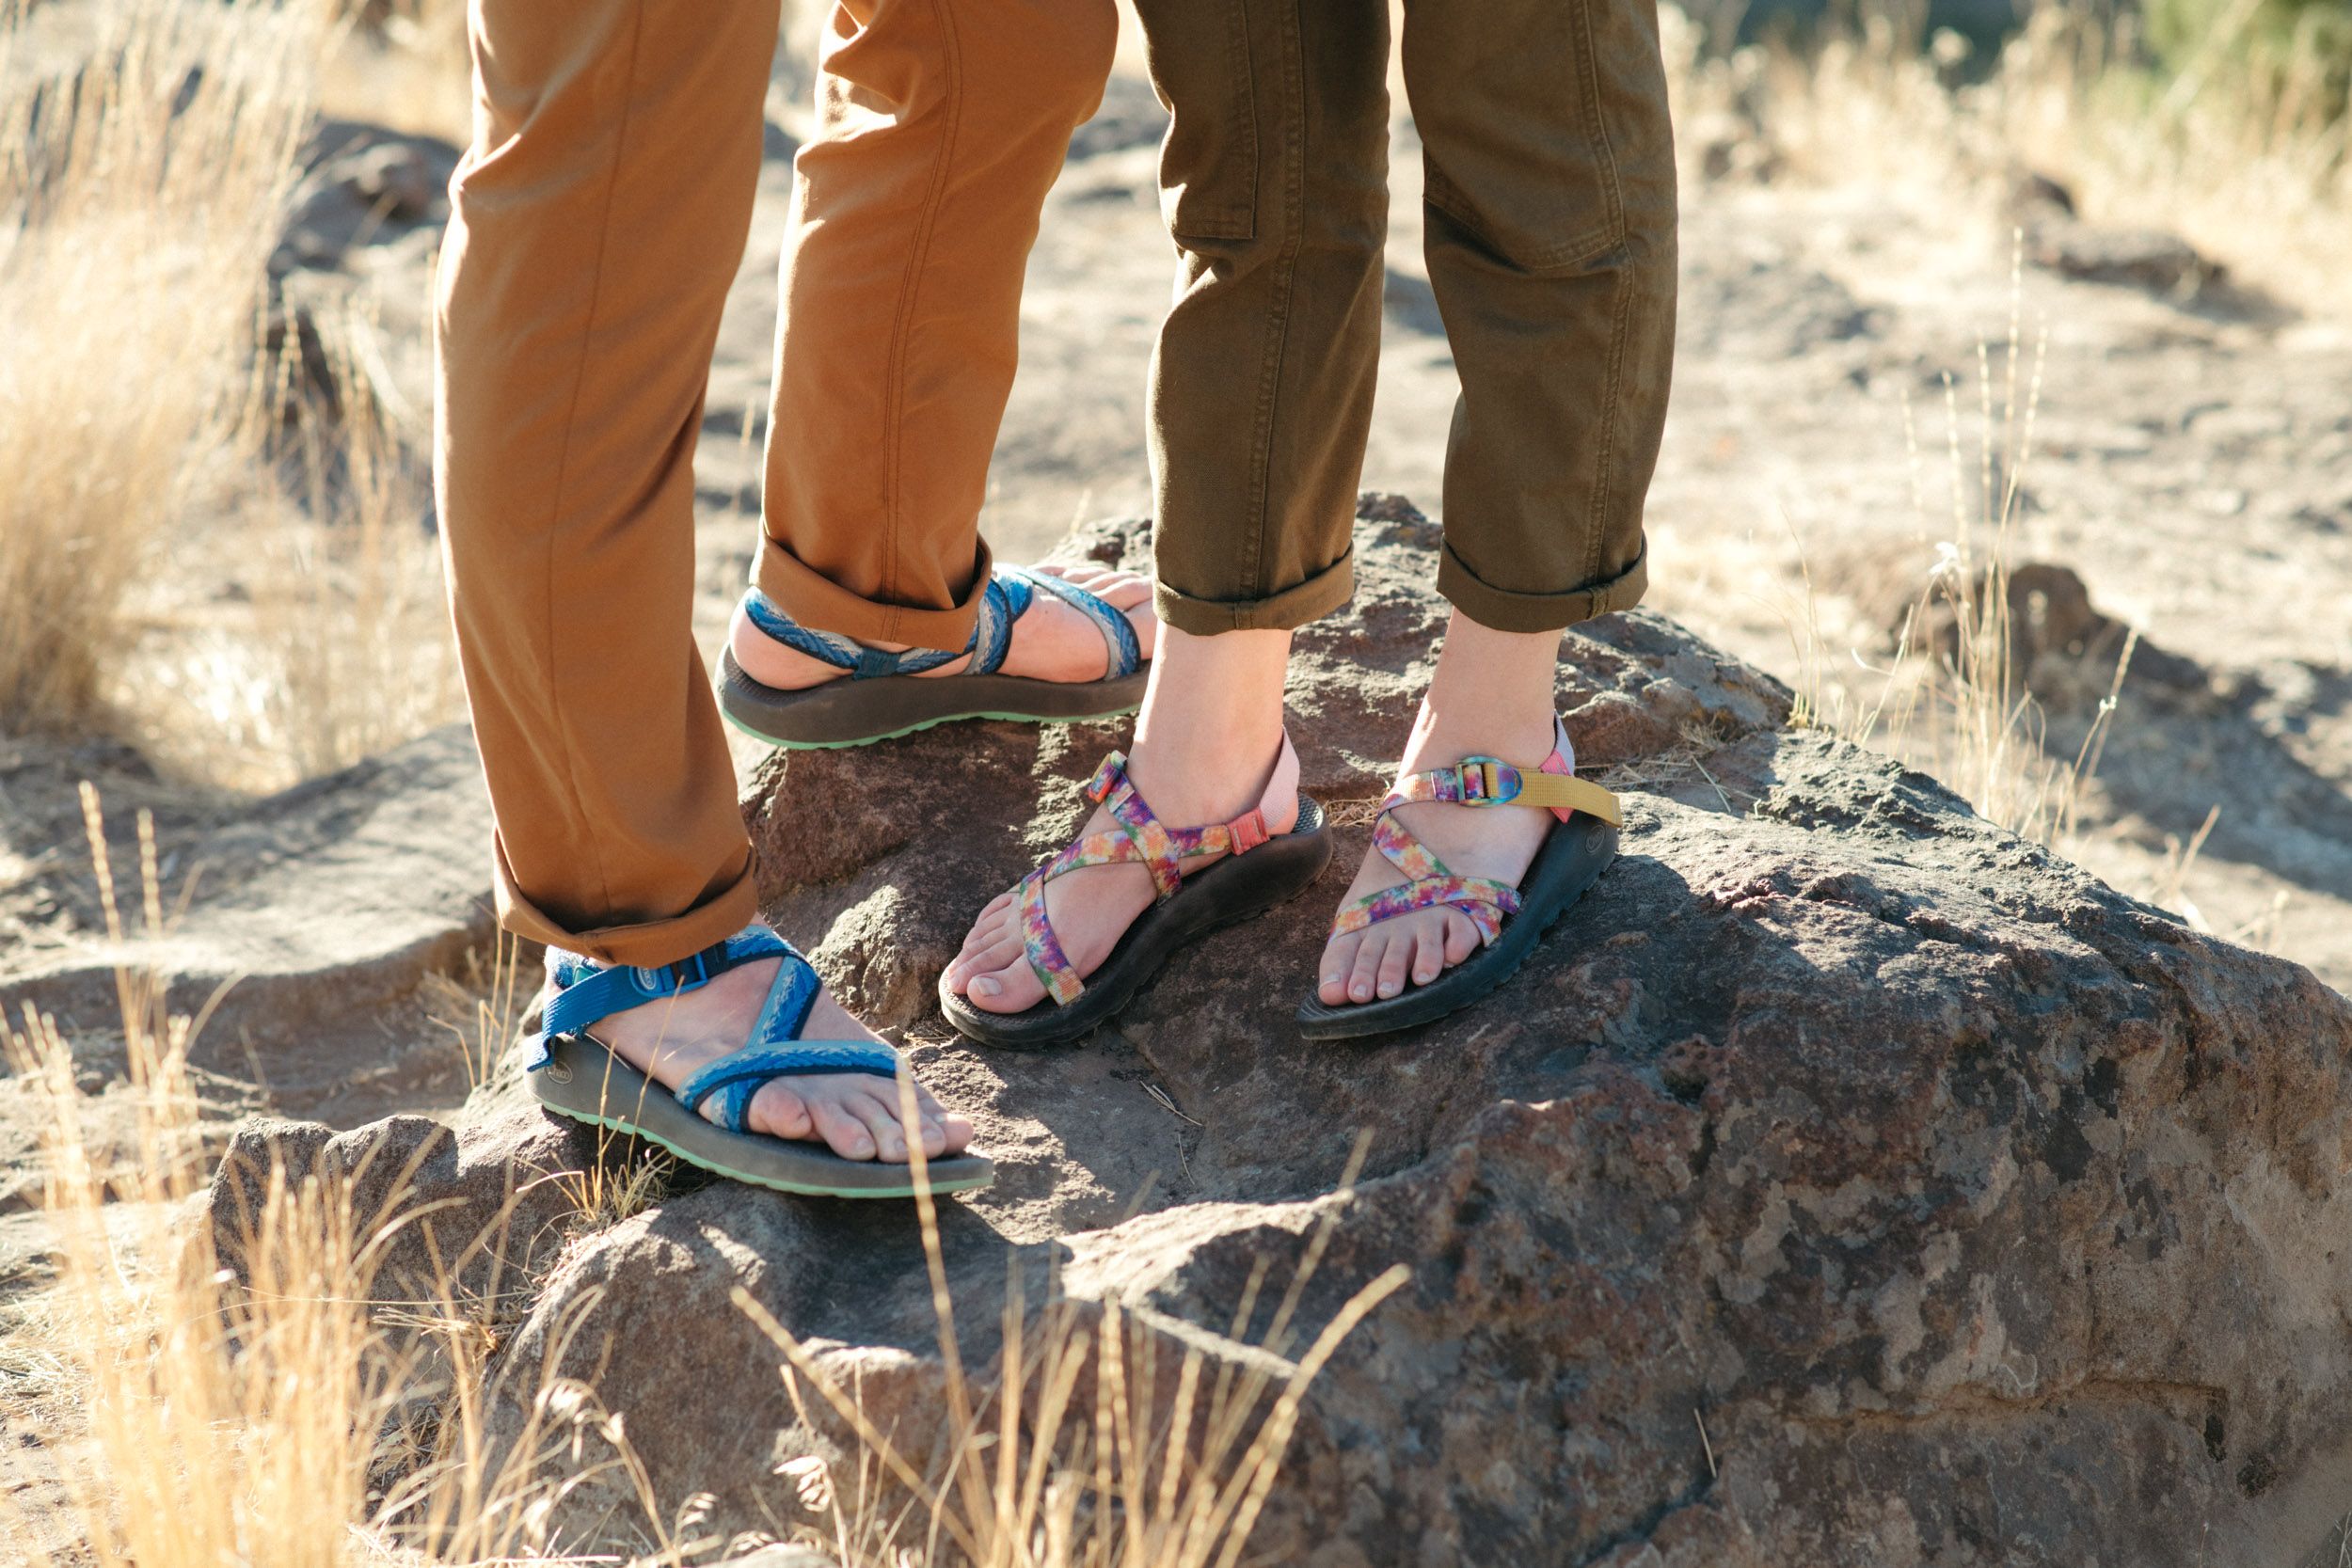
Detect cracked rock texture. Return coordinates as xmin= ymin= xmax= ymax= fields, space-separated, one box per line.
xmin=215 ymin=508 xmax=2352 ymax=1566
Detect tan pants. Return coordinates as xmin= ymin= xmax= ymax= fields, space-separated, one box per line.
xmin=436 ymin=0 xmax=1115 ymax=966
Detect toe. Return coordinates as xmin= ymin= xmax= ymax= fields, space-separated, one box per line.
xmin=947 ymin=931 xmax=1022 ymax=993
xmin=959 ymin=898 xmax=1017 ymax=951
xmin=848 ymin=1090 xmax=909 ymax=1164
xmin=807 ymin=1095 xmax=877 ymax=1162
xmin=898 ymin=1081 xmax=957 ymax=1159
xmin=1096 ymin=575 xmax=1152 ymax=610
xmin=1346 ymin=931 xmax=1385 ymax=1005
xmin=1410 ymin=926 xmax=1444 ymax=987
xmin=750 ymin=1082 xmax=815 ymax=1142
xmin=946 ymin=899 xmax=1021 ymax=985
xmin=965 ymin=956 xmax=1045 ymax=1015
xmin=937 ymin=1109 xmax=975 ymax=1156
xmin=1375 ymin=927 xmax=1413 ymax=999
xmin=1318 ymin=933 xmax=1359 ymax=1005
xmin=956 ymin=930 xmax=1026 ymax=982
xmin=1441 ymin=910 xmax=1481 ymax=966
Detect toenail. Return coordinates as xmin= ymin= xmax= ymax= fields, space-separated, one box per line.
xmin=973 ymin=976 xmax=1000 ymax=997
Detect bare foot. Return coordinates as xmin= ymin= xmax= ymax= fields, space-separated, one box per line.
xmin=1316 ymin=611 xmax=1565 ymax=1008
xmin=943 ymin=625 xmax=1294 ymax=1014
xmin=584 ymin=957 xmax=972 ymax=1163
xmin=730 ymin=563 xmax=1159 ymax=692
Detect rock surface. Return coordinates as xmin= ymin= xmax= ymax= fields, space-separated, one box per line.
xmin=0 ymin=724 xmax=496 ymax=1139
xmin=216 ymin=508 xmax=2352 ymax=1567
xmin=0 ymin=723 xmax=494 ymax=1051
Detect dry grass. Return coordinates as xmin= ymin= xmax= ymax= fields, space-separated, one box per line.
xmin=1765 ymin=239 xmax=2137 ymax=852
xmin=147 ymin=301 xmax=462 ymax=792
xmin=742 ymin=1112 xmax=1406 ymax=1568
xmin=0 ymin=795 xmax=1389 ymax=1567
xmin=0 ymin=0 xmax=324 ymax=737
xmin=0 ymin=805 xmax=500 ymax=1563
xmin=1668 ymin=0 xmax=2352 ymax=319
xmin=1 ymin=0 xmax=462 ymax=789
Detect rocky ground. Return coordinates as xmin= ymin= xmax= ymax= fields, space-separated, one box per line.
xmin=3 ymin=37 xmax=2351 ymax=1568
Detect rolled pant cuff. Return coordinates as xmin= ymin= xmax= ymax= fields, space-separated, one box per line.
xmin=493 ymin=838 xmax=762 ymax=968
xmin=1438 ymin=541 xmax=1648 ymax=634
xmin=1154 ymin=547 xmax=1355 ymax=636
xmin=755 ymin=535 xmax=995 ymax=654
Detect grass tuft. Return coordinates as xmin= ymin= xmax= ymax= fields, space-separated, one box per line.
xmin=0 ymin=0 xmax=325 ymax=737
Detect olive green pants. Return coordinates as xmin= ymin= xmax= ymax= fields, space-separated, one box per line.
xmin=1131 ymin=0 xmax=1678 ymax=636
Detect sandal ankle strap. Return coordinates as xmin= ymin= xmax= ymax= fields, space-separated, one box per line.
xmin=1384 ymin=718 xmax=1620 ymax=826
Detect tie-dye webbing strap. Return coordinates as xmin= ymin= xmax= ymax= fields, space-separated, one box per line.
xmin=1016 ymin=739 xmax=1292 ymax=1007
xmin=1327 ymin=719 xmax=1617 ymax=945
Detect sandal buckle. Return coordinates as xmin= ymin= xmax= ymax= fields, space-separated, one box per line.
xmin=1455 ymin=759 xmax=1504 ymax=804
xmin=1226 ymin=808 xmax=1269 ymax=855
xmin=666 ymin=944 xmax=721 ymax=992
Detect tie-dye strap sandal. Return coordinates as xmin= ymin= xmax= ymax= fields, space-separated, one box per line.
xmin=525 ymin=922 xmax=993 ymax=1197
xmin=1295 ymin=717 xmax=1622 ymax=1042
xmin=941 ymin=734 xmax=1333 ymax=1049
xmin=718 ymin=565 xmax=1146 ymax=749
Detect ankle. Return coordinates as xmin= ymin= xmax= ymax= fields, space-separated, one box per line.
xmin=1394 ymin=624 xmax=1560 ymax=771
xmin=1124 ymin=723 xmax=1293 ymax=831
xmin=1121 ymin=626 xmax=1293 ymax=827
xmin=1405 ymin=699 xmax=1558 ymax=771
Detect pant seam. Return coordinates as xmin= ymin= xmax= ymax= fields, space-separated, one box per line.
xmin=1238 ymin=0 xmax=1310 ymax=628
xmin=1571 ymin=0 xmax=1629 ymax=253
xmin=1585 ymin=258 xmax=1635 ymax=584
xmin=876 ymin=0 xmax=967 ymax=641
xmin=535 ymin=0 xmax=654 ymax=921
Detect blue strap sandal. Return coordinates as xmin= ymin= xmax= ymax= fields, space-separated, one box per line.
xmin=524 ymin=923 xmax=993 ymax=1198
xmin=718 ymin=564 xmax=1147 ymax=749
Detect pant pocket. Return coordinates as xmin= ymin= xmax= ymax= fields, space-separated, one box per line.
xmin=1406 ymin=0 xmax=1672 ymax=272
xmin=1136 ymin=0 xmax=1260 ymax=242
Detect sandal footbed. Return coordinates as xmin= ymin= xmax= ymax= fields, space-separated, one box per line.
xmin=720 ymin=649 xmax=1147 ymax=750
xmin=530 ymin=1034 xmax=993 ymax=1197
xmin=941 ymin=795 xmax=1333 ymax=1049
xmin=1295 ymin=813 xmax=1619 ymax=1042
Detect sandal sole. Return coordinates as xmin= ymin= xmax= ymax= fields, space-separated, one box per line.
xmin=940 ymin=796 xmax=1334 ymax=1049
xmin=719 ymin=650 xmax=1148 ymax=751
xmin=531 ymin=1034 xmax=994 ymax=1198
xmin=1294 ymin=814 xmax=1619 ymax=1041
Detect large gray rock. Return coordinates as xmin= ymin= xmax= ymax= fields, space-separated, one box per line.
xmin=214 ymin=506 xmax=2352 ymax=1566
xmin=0 ymin=722 xmax=496 ymax=1059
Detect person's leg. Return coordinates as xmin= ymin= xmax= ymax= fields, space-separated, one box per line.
xmin=1316 ymin=0 xmax=1678 ymax=1006
xmin=946 ymin=0 xmax=1390 ymax=1013
xmin=731 ymin=0 xmax=1153 ymax=693
xmin=436 ymin=0 xmax=963 ymax=1156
